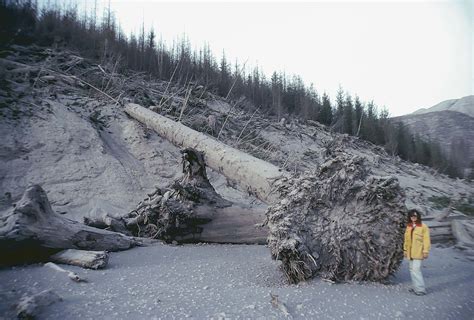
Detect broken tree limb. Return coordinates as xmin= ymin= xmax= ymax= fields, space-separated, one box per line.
xmin=0 ymin=185 xmax=141 ymax=266
xmin=49 ymin=249 xmax=109 ymax=269
xmin=125 ymin=103 xmax=287 ymax=203
xmin=44 ymin=262 xmax=87 ymax=282
xmin=83 ymin=213 xmax=131 ymax=236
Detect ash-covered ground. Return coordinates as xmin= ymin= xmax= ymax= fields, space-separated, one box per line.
xmin=0 ymin=244 xmax=473 ymax=320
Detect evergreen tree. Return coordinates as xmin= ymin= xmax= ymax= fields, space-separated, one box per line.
xmin=271 ymin=72 xmax=283 ymax=120
xmin=354 ymin=96 xmax=363 ymax=136
xmin=218 ymin=50 xmax=230 ymax=97
xmin=332 ymin=86 xmax=345 ymax=132
xmin=343 ymin=93 xmax=353 ymax=135
xmin=319 ymin=93 xmax=332 ymax=126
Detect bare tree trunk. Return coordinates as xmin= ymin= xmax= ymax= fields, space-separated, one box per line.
xmin=0 ymin=185 xmax=141 ymax=266
xmin=125 ymin=103 xmax=287 ymax=204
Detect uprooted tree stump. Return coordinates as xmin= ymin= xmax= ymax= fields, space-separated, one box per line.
xmin=0 ymin=185 xmax=141 ymax=266
xmin=266 ymin=154 xmax=406 ymax=283
xmin=125 ymin=103 xmax=407 ymax=283
xmin=123 ymin=148 xmax=267 ymax=244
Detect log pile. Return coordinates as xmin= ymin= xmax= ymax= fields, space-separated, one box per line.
xmin=266 ymin=154 xmax=406 ymax=283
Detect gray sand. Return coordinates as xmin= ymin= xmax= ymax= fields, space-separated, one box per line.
xmin=1 ymin=245 xmax=472 ymax=320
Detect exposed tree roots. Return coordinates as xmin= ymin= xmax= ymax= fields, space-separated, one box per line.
xmin=266 ymin=153 xmax=406 ymax=283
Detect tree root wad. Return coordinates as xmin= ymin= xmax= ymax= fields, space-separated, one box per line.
xmin=266 ymin=154 xmax=407 ymax=283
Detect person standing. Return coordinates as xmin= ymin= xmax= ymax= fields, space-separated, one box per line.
xmin=403 ymin=209 xmax=431 ymax=295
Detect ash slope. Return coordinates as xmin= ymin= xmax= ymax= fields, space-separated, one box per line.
xmin=0 ymin=45 xmax=472 ymax=222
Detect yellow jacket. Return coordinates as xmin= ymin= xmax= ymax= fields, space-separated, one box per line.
xmin=404 ymin=223 xmax=431 ymax=260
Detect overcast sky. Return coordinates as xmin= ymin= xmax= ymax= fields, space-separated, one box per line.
xmin=70 ymin=0 xmax=472 ymax=116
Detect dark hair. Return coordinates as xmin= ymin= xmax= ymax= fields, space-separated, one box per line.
xmin=407 ymin=209 xmax=422 ymax=224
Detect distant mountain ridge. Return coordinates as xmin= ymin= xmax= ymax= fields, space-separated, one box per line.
xmin=412 ymin=95 xmax=474 ymax=118
xmin=393 ymin=95 xmax=474 ymax=177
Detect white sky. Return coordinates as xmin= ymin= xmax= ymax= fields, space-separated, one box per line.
xmin=61 ymin=0 xmax=472 ymax=116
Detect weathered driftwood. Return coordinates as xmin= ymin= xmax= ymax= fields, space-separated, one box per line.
xmin=266 ymin=154 xmax=406 ymax=283
xmin=16 ymin=289 xmax=62 ymax=319
xmin=0 ymin=185 xmax=141 ymax=266
xmin=49 ymin=249 xmax=109 ymax=269
xmin=83 ymin=214 xmax=131 ymax=236
xmin=45 ymin=262 xmax=87 ymax=282
xmin=125 ymin=103 xmax=407 ymax=283
xmin=452 ymin=220 xmax=474 ymax=250
xmin=435 ymin=207 xmax=452 ymax=222
xmin=125 ymin=148 xmax=267 ymax=244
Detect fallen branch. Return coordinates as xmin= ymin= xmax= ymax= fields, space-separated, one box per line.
xmin=49 ymin=249 xmax=109 ymax=269
xmin=45 ymin=262 xmax=86 ymax=282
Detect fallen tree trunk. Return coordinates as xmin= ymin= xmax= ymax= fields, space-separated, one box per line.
xmin=125 ymin=103 xmax=286 ymax=203
xmin=0 ymin=185 xmax=141 ymax=266
xmin=124 ymin=103 xmax=407 ymax=283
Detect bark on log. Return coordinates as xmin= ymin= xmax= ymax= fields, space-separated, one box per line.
xmin=124 ymin=103 xmax=407 ymax=283
xmin=125 ymin=103 xmax=287 ymax=203
xmin=49 ymin=249 xmax=109 ymax=269
xmin=0 ymin=185 xmax=141 ymax=266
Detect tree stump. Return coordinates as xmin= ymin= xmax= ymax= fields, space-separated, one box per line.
xmin=124 ymin=148 xmax=267 ymax=244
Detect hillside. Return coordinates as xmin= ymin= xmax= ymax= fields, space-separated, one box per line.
xmin=412 ymin=96 xmax=474 ymax=118
xmin=1 ymin=45 xmax=473 ymax=219
xmin=393 ymin=98 xmax=474 ymax=177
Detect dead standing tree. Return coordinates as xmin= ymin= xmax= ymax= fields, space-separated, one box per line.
xmin=124 ymin=103 xmax=406 ymax=283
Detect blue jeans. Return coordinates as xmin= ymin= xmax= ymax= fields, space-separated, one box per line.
xmin=409 ymin=259 xmax=426 ymax=293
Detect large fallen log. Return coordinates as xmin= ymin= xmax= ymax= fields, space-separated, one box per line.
xmin=124 ymin=103 xmax=406 ymax=283
xmin=0 ymin=185 xmax=141 ymax=266
xmin=125 ymin=103 xmax=287 ymax=203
